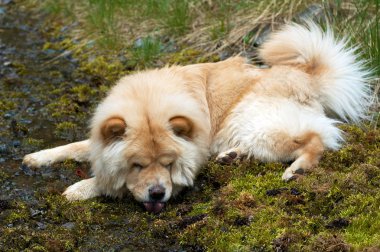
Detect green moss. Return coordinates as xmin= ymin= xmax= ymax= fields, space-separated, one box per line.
xmin=176 ymin=125 xmax=380 ymax=250
xmin=0 ymin=100 xmax=16 ymax=114
xmin=167 ymin=48 xmax=203 ymax=65
xmin=48 ymin=95 xmax=80 ymax=118
xmin=54 ymin=121 xmax=77 ymax=140
xmin=22 ymin=138 xmax=44 ymax=148
xmin=2 ymin=3 xmax=378 ymax=250
xmin=6 ymin=201 xmax=29 ymax=223
xmin=71 ymin=84 xmax=97 ymax=103
xmin=12 ymin=61 xmax=28 ymax=75
xmin=0 ymin=171 xmax=9 ymax=183
xmin=79 ymin=55 xmax=126 ymax=83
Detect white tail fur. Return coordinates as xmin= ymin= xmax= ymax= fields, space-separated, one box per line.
xmin=259 ymin=22 xmax=372 ymax=123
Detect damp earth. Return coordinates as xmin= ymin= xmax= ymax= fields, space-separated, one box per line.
xmin=0 ymin=1 xmax=379 ymax=251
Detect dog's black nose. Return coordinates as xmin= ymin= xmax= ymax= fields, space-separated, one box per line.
xmin=149 ymin=185 xmax=165 ymax=201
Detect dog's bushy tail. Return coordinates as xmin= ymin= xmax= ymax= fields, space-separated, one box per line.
xmin=259 ymin=22 xmax=372 ymax=123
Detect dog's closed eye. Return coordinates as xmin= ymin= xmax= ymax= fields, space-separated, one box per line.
xmin=132 ymin=163 xmax=144 ymax=170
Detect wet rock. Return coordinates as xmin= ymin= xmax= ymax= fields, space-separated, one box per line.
xmin=266 ymin=188 xmax=288 ymax=196
xmin=18 ymin=24 xmax=29 ymax=31
xmin=12 ymin=140 xmax=20 ymax=148
xmin=326 ymin=218 xmax=350 ymax=229
xmin=233 ymin=215 xmax=253 ymax=226
xmin=19 ymin=119 xmax=32 ymax=124
xmin=0 ymin=144 xmax=8 ymax=153
xmin=62 ymin=222 xmax=75 ymax=230
xmin=3 ymin=112 xmax=12 ymax=119
xmin=134 ymin=38 xmax=144 ymax=48
xmin=36 ymin=221 xmax=46 ymax=230
xmin=0 ymin=199 xmax=11 ymax=211
xmin=30 ymin=208 xmax=45 ymax=217
xmin=20 ymin=164 xmax=35 ymax=176
xmin=290 ymin=188 xmax=301 ymax=196
xmin=41 ymin=169 xmax=54 ymax=179
xmin=0 ymin=0 xmax=13 ymax=5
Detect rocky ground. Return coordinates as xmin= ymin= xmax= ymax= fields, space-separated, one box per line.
xmin=0 ymin=1 xmax=379 ymax=251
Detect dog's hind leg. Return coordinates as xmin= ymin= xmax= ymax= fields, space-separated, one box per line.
xmin=23 ymin=140 xmax=90 ymax=168
xmin=63 ymin=177 xmax=101 ymax=201
xmin=282 ymin=132 xmax=324 ymax=181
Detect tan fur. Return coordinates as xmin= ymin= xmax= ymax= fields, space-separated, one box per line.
xmin=23 ymin=57 xmax=328 ymax=200
xmin=169 ymin=116 xmax=194 ymax=139
xmin=100 ymin=117 xmax=127 ymax=144
xmin=22 ymin=23 xmax=369 ymax=211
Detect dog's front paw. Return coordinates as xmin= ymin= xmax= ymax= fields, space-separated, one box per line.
xmin=22 ymin=151 xmax=52 ymax=168
xmin=216 ymin=148 xmax=241 ymax=165
xmin=63 ymin=178 xmax=100 ymax=201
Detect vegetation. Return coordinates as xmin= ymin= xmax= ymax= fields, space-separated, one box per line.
xmin=0 ymin=0 xmax=379 ymax=251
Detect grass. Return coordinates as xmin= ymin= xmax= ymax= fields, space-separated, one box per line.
xmin=39 ymin=0 xmax=380 ymax=83
xmin=4 ymin=0 xmax=379 ymax=250
xmin=132 ymin=36 xmax=162 ymax=68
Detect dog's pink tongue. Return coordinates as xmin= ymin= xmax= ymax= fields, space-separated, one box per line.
xmin=143 ymin=202 xmax=165 ymax=214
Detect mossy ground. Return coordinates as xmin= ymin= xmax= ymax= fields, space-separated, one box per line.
xmin=0 ymin=1 xmax=379 ymax=251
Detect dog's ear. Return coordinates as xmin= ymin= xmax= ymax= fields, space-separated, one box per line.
xmin=101 ymin=117 xmax=126 ymax=143
xmin=169 ymin=116 xmax=193 ymax=140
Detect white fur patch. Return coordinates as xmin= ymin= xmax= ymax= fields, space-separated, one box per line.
xmin=212 ymin=96 xmax=343 ymax=161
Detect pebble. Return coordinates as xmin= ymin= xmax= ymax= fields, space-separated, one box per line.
xmin=20 ymin=164 xmax=35 ymax=176
xmin=0 ymin=0 xmax=13 ymax=5
xmin=0 ymin=144 xmax=8 ymax=153
xmin=62 ymin=222 xmax=75 ymax=230
xmin=290 ymin=188 xmax=301 ymax=196
xmin=12 ymin=140 xmax=21 ymax=148
xmin=3 ymin=112 xmax=14 ymax=119
xmin=36 ymin=222 xmax=46 ymax=230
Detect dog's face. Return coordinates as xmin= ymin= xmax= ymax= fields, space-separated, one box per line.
xmin=101 ymin=116 xmax=193 ymax=213
xmin=89 ymin=69 xmax=211 ymax=213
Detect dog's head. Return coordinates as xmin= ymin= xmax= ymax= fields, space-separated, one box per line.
xmin=89 ymin=68 xmax=210 ymax=213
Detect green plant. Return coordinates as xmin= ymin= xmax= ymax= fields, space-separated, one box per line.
xmin=132 ymin=36 xmax=162 ymax=67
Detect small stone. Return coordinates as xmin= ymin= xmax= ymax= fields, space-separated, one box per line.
xmin=12 ymin=140 xmax=21 ymax=148
xmin=0 ymin=199 xmax=11 ymax=211
xmin=0 ymin=144 xmax=8 ymax=153
xmin=290 ymin=188 xmax=301 ymax=196
xmin=326 ymin=218 xmax=350 ymax=229
xmin=0 ymin=0 xmax=13 ymax=5
xmin=62 ymin=222 xmax=75 ymax=229
xmin=266 ymin=188 xmax=288 ymax=196
xmin=36 ymin=222 xmax=46 ymax=230
xmin=3 ymin=113 xmax=12 ymax=119
xmin=20 ymin=164 xmax=35 ymax=176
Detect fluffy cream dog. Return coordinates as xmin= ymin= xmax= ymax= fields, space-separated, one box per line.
xmin=23 ymin=23 xmax=371 ymax=213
